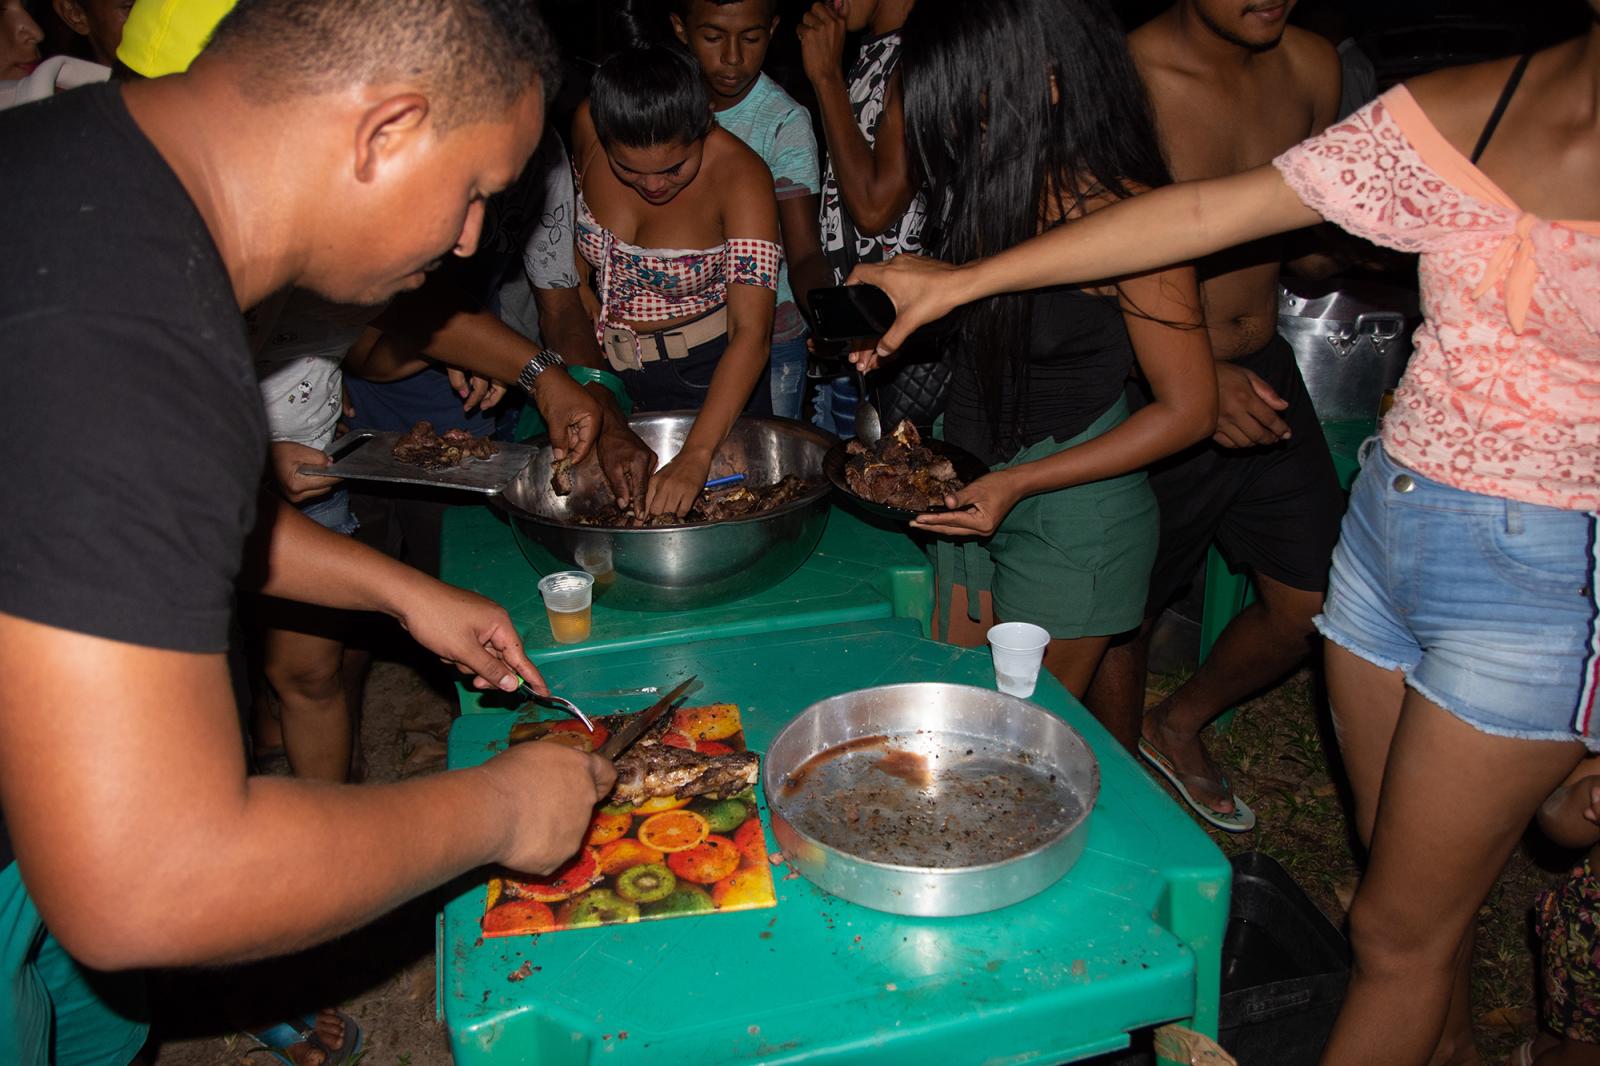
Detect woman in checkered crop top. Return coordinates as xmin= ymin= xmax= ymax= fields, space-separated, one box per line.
xmin=573 ymin=43 xmax=784 ymax=519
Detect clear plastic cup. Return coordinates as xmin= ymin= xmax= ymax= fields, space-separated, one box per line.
xmin=573 ymin=543 xmax=615 ymax=592
xmin=987 ymin=621 xmax=1050 ymax=698
xmin=538 ymin=571 xmax=595 ymax=645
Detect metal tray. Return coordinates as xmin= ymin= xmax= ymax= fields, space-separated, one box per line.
xmin=762 ymin=683 xmax=1098 ymax=916
xmin=299 ymin=431 xmax=537 ymax=495
xmin=822 ymin=436 xmax=990 ymax=522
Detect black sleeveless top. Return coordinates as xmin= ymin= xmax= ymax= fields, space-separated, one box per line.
xmin=943 ymin=286 xmax=1134 ymax=467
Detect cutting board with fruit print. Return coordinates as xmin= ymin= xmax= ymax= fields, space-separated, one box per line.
xmin=481 ymin=703 xmax=777 ymax=936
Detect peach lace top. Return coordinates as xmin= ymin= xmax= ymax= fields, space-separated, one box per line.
xmin=1274 ymin=86 xmax=1600 ymax=511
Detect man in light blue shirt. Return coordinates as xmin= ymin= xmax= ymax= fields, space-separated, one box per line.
xmin=673 ymin=0 xmax=831 ymax=419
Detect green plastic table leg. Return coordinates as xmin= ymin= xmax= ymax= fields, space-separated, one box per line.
xmin=874 ymin=565 xmax=934 ymax=637
xmin=1155 ymin=860 xmax=1232 ymax=1063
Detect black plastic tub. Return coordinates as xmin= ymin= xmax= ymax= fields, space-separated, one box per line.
xmin=1218 ymin=851 xmax=1351 ymax=1064
xmin=1090 ymin=851 xmax=1350 ymax=1066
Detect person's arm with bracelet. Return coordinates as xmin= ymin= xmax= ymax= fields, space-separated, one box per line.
xmin=535 ymin=282 xmax=658 ymax=506
xmin=852 ymin=164 xmax=1321 ymax=361
xmin=373 ymin=282 xmax=604 ymax=462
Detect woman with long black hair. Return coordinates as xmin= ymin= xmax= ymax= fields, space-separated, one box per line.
xmin=894 ymin=0 xmax=1216 ymax=699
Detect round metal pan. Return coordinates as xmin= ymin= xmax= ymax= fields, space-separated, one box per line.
xmin=762 ymin=683 xmax=1098 ymax=917
xmin=822 ymin=437 xmax=991 ymax=522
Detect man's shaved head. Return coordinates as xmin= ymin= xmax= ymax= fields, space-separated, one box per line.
xmin=206 ymin=0 xmax=560 ymax=129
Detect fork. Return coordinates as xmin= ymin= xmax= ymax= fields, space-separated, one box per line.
xmin=515 ymin=681 xmax=596 ymax=731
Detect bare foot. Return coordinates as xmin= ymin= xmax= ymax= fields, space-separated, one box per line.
xmin=272 ymin=1010 xmax=352 ymax=1066
xmin=310 ymin=1009 xmax=352 ymax=1060
xmin=1142 ymin=711 xmax=1237 ymax=815
xmin=281 ymin=1035 xmax=325 ymax=1066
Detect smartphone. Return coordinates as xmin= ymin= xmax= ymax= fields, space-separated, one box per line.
xmin=807 ymin=283 xmax=897 ymax=344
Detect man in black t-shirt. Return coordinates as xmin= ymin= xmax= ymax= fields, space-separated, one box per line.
xmin=0 ymin=3 xmax=616 ymax=1062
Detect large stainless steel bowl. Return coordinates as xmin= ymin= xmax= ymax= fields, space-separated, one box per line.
xmin=493 ymin=412 xmax=834 ymax=612
xmin=763 ymin=683 xmax=1099 ymax=917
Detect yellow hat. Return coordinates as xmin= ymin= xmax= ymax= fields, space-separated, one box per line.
xmin=117 ymin=0 xmax=238 ymax=78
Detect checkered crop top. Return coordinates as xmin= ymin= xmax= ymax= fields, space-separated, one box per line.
xmin=575 ymin=185 xmax=783 ymax=345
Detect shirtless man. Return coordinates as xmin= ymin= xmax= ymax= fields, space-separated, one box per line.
xmin=1084 ymin=0 xmax=1343 ymax=832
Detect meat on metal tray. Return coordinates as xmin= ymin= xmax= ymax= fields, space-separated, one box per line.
xmin=300 ymin=430 xmax=537 ymax=495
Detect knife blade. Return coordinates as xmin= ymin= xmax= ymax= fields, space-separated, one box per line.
xmin=597 ymin=675 xmax=699 ymax=761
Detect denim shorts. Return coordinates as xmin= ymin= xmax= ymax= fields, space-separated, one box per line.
xmin=300 ymin=487 xmax=359 ymax=536
xmin=1317 ymin=441 xmax=1600 ymax=749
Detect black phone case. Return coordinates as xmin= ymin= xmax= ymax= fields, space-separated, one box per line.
xmin=807 ymin=284 xmax=897 ymax=342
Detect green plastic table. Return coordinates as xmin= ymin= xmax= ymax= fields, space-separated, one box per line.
xmin=441 ymin=504 xmax=934 ymax=713
xmin=438 ymin=619 xmax=1231 ymax=1065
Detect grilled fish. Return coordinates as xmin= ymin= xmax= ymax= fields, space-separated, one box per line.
xmin=610 ymin=746 xmax=759 ymax=806
xmin=510 ymin=710 xmax=759 ymax=805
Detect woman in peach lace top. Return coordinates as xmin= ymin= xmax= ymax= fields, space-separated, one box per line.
xmin=857 ymin=14 xmax=1600 ymax=1064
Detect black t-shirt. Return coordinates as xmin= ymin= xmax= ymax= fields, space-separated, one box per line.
xmin=944 ymin=287 xmax=1135 ymax=467
xmin=0 ymin=84 xmax=267 ymax=866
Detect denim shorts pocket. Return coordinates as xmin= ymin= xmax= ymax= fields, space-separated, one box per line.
xmin=1468 ymin=508 xmax=1589 ymax=598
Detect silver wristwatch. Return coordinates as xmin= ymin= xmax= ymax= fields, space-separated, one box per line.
xmin=516 ymin=349 xmax=565 ymax=394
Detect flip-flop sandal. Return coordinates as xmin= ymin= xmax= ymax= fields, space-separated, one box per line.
xmin=241 ymin=1020 xmax=315 ymax=1066
xmin=305 ymin=1009 xmax=363 ymax=1064
xmin=1139 ymin=737 xmax=1256 ymax=833
xmin=243 ymin=1011 xmax=363 ymax=1066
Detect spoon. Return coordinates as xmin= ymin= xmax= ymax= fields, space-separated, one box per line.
xmin=854 ymin=366 xmax=882 ymax=444
xmin=515 ymin=680 xmax=595 ymax=731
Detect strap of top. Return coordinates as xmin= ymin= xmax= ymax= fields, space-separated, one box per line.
xmin=1469 ymin=53 xmax=1533 ymax=165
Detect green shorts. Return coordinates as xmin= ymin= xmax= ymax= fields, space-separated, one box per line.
xmin=0 ymin=862 xmax=147 ymax=1066
xmin=937 ymin=398 xmax=1158 ymax=640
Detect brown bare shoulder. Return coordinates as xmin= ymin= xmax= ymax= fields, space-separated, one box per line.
xmin=710 ymin=127 xmax=775 ymax=191
xmin=1126 ymin=10 xmax=1183 ymax=81
xmin=1406 ymin=55 xmax=1521 ymax=154
xmin=1279 ymin=26 xmax=1341 ymax=125
xmin=709 ymin=129 xmax=778 ymax=237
